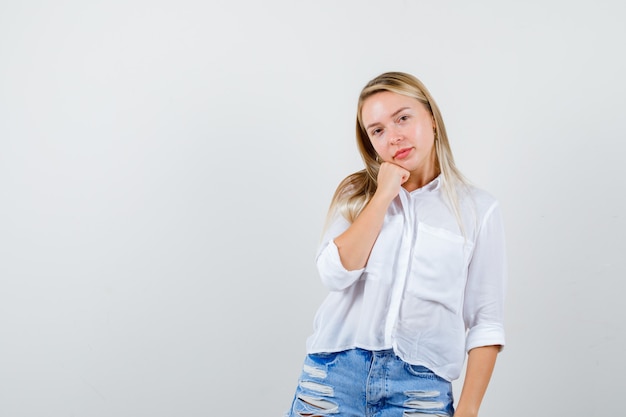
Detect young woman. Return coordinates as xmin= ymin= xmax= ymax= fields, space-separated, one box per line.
xmin=285 ymin=72 xmax=507 ymax=417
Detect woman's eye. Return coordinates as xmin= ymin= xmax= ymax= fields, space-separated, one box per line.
xmin=371 ymin=128 xmax=383 ymax=136
xmin=398 ymin=115 xmax=409 ymax=122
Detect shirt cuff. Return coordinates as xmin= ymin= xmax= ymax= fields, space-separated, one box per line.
xmin=317 ymin=240 xmax=365 ymax=291
xmin=465 ymin=323 xmax=506 ymax=352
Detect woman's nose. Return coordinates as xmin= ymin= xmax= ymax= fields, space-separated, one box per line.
xmin=389 ymin=128 xmax=402 ymax=144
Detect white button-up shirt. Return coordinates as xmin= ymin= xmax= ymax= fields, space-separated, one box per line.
xmin=306 ymin=176 xmax=507 ymax=382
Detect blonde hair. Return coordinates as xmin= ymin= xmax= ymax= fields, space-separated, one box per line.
xmin=327 ymin=71 xmax=469 ymax=232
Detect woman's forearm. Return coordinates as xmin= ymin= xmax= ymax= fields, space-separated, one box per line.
xmin=454 ymin=345 xmax=500 ymax=417
xmin=333 ymin=193 xmax=390 ymax=270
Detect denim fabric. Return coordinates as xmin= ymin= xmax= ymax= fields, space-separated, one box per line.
xmin=285 ymin=348 xmax=454 ymax=417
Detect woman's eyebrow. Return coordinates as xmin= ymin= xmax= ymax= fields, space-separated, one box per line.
xmin=365 ymin=107 xmax=411 ymax=130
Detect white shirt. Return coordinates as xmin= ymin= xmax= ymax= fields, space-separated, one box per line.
xmin=306 ymin=175 xmax=507 ymax=382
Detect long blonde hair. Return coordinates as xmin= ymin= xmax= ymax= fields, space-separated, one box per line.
xmin=327 ymin=71 xmax=469 ymax=231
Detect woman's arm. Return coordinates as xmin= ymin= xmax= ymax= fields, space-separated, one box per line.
xmin=334 ymin=162 xmax=408 ymax=270
xmin=458 ymin=201 xmax=507 ymax=415
xmin=454 ymin=345 xmax=500 ymax=417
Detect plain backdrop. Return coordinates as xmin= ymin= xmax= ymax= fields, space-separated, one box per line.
xmin=1 ymin=1 xmax=625 ymax=416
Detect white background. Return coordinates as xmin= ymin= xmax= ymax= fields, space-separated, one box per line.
xmin=1 ymin=1 xmax=625 ymax=416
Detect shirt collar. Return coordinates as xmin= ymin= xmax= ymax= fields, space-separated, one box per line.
xmin=407 ymin=173 xmax=442 ymax=194
xmin=425 ymin=174 xmax=442 ymax=191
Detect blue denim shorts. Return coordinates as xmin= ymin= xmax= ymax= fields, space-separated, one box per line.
xmin=285 ymin=348 xmax=454 ymax=417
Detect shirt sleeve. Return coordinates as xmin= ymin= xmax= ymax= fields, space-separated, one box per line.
xmin=315 ymin=214 xmax=365 ymax=292
xmin=463 ymin=201 xmax=508 ymax=352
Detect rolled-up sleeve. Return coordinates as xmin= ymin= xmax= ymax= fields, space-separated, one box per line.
xmin=463 ymin=202 xmax=508 ymax=352
xmin=315 ymin=215 xmax=365 ymax=292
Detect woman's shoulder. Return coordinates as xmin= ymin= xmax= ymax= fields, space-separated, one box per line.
xmin=465 ymin=183 xmax=498 ymax=202
xmin=457 ymin=182 xmax=501 ymax=216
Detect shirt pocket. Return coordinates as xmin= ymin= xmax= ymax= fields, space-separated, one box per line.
xmin=406 ymin=222 xmax=473 ymax=314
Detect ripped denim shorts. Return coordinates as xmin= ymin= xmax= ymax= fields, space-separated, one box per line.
xmin=284 ymin=348 xmax=454 ymax=417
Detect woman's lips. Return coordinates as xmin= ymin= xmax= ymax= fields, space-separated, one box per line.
xmin=394 ymin=148 xmax=412 ymax=160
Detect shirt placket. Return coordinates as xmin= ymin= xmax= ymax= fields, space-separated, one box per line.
xmin=384 ymin=190 xmax=416 ymax=346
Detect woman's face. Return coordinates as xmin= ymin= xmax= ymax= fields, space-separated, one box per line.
xmin=361 ymin=91 xmax=437 ymax=178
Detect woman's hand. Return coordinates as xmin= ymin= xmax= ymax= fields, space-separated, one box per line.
xmin=333 ymin=162 xmax=409 ymax=271
xmin=375 ymin=161 xmax=410 ymax=202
